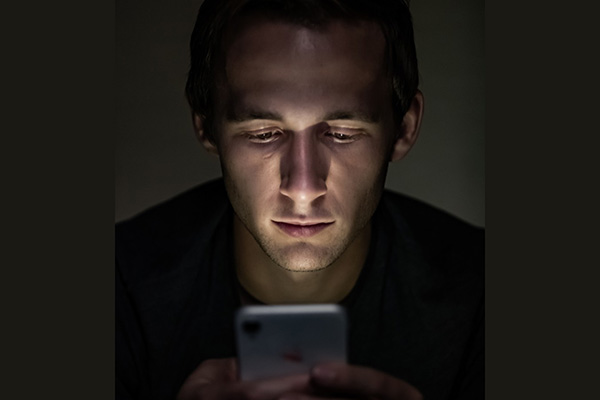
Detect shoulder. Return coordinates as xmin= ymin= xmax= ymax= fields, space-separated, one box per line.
xmin=380 ymin=190 xmax=484 ymax=275
xmin=116 ymin=179 xmax=227 ymax=237
xmin=381 ymin=190 xmax=483 ymax=239
xmin=115 ymin=179 xmax=229 ymax=284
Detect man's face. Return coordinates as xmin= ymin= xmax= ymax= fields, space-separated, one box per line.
xmin=209 ymin=18 xmax=399 ymax=272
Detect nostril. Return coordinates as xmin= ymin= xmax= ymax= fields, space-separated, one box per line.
xmin=279 ymin=172 xmax=327 ymax=203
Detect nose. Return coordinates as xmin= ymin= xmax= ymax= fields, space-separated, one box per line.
xmin=279 ymin=132 xmax=328 ymax=205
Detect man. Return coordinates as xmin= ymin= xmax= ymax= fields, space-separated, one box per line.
xmin=116 ymin=1 xmax=484 ymax=399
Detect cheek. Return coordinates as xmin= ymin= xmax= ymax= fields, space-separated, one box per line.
xmin=220 ymin=146 xmax=280 ymax=208
xmin=332 ymin=141 xmax=389 ymax=184
xmin=328 ymin=147 xmax=389 ymax=213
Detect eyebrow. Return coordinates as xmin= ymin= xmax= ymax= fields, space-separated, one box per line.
xmin=323 ymin=110 xmax=380 ymax=124
xmin=225 ymin=109 xmax=379 ymax=124
xmin=226 ymin=109 xmax=283 ymax=122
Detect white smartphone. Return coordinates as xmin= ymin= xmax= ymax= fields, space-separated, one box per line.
xmin=235 ymin=304 xmax=347 ymax=381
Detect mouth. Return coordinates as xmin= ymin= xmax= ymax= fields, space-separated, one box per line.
xmin=273 ymin=221 xmax=334 ymax=238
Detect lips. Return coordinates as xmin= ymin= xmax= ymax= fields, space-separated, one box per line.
xmin=273 ymin=221 xmax=334 ymax=238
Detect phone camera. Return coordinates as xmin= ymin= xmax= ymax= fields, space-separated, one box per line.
xmin=242 ymin=320 xmax=261 ymax=337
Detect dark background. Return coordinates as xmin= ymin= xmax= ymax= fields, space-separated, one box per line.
xmin=116 ymin=0 xmax=485 ymax=227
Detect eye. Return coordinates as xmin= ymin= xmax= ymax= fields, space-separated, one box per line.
xmin=246 ymin=130 xmax=282 ymax=143
xmin=325 ymin=131 xmax=356 ymax=143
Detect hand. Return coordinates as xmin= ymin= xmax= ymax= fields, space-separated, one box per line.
xmin=281 ymin=362 xmax=423 ymax=400
xmin=176 ymin=358 xmax=313 ymax=400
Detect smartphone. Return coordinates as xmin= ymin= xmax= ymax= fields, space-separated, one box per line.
xmin=235 ymin=304 xmax=347 ymax=381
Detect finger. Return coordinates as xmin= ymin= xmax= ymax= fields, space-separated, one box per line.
xmin=198 ymin=358 xmax=238 ymax=383
xmin=177 ymin=358 xmax=238 ymax=399
xmin=277 ymin=394 xmax=348 ymax=400
xmin=278 ymin=395 xmax=344 ymax=400
xmin=180 ymin=372 xmax=312 ymax=400
xmin=208 ymin=373 xmax=312 ymax=400
xmin=310 ymin=363 xmax=423 ymax=400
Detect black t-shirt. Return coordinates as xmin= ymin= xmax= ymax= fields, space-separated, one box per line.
xmin=116 ymin=179 xmax=484 ymax=399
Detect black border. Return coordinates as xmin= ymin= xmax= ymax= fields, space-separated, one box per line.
xmin=5 ymin=0 xmax=114 ymax=398
xmin=486 ymin=0 xmax=595 ymax=399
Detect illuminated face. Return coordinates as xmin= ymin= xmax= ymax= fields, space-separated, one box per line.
xmin=203 ymin=18 xmax=410 ymax=272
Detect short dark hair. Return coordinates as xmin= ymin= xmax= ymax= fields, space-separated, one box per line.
xmin=185 ymin=0 xmax=419 ymax=142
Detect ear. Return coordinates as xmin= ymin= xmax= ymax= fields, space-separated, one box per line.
xmin=193 ymin=113 xmax=219 ymax=155
xmin=390 ymin=90 xmax=424 ymax=162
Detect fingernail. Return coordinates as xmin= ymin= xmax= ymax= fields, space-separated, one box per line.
xmin=312 ymin=366 xmax=336 ymax=381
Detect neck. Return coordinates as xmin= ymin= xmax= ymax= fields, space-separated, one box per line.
xmin=234 ymin=215 xmax=371 ymax=304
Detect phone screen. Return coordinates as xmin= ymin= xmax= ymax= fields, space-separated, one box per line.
xmin=235 ymin=304 xmax=347 ymax=381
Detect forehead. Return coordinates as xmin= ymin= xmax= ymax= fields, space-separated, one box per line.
xmin=224 ymin=16 xmax=385 ymax=71
xmin=215 ymin=17 xmax=390 ymax=123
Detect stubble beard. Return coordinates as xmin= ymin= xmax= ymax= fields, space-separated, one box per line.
xmin=229 ymin=191 xmax=377 ymax=274
xmin=252 ymin=228 xmax=356 ymax=273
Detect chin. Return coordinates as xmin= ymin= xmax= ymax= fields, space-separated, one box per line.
xmin=266 ymin=244 xmax=341 ymax=273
